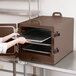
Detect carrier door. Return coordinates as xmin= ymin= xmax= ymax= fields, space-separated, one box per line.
xmin=0 ymin=24 xmax=17 ymax=56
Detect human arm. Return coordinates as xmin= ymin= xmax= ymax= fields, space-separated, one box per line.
xmin=0 ymin=37 xmax=30 ymax=54
xmin=2 ymin=33 xmax=19 ymax=42
xmin=7 ymin=37 xmax=30 ymax=49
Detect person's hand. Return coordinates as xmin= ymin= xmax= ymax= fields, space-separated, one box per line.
xmin=16 ymin=37 xmax=30 ymax=44
xmin=7 ymin=37 xmax=31 ymax=49
xmin=11 ymin=33 xmax=20 ymax=37
xmin=2 ymin=33 xmax=20 ymax=42
xmin=10 ymin=33 xmax=20 ymax=39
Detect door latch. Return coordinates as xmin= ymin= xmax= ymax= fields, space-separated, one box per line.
xmin=53 ymin=48 xmax=59 ymax=54
xmin=54 ymin=31 xmax=60 ymax=37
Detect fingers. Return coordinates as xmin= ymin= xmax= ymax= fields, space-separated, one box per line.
xmin=12 ymin=33 xmax=20 ymax=36
xmin=25 ymin=40 xmax=31 ymax=43
xmin=14 ymin=33 xmax=20 ymax=36
xmin=21 ymin=37 xmax=31 ymax=43
xmin=16 ymin=37 xmax=31 ymax=44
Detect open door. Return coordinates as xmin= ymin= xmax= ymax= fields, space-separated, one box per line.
xmin=0 ymin=24 xmax=17 ymax=56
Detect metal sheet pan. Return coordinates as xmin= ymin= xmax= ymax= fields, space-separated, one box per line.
xmin=19 ymin=28 xmax=51 ymax=43
xmin=22 ymin=44 xmax=51 ymax=54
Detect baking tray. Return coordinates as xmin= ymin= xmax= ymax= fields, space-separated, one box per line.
xmin=19 ymin=28 xmax=51 ymax=43
xmin=22 ymin=43 xmax=51 ymax=54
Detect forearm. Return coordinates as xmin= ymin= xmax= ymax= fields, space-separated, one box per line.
xmin=2 ymin=34 xmax=15 ymax=42
xmin=7 ymin=37 xmax=30 ymax=49
xmin=7 ymin=39 xmax=18 ymax=49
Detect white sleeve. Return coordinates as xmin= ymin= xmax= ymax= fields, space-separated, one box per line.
xmin=0 ymin=38 xmax=3 ymax=43
xmin=0 ymin=43 xmax=7 ymax=54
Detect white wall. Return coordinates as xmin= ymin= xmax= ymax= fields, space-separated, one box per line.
xmin=40 ymin=0 xmax=76 ymax=17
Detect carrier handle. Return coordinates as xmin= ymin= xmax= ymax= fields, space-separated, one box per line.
xmin=52 ymin=12 xmax=62 ymax=17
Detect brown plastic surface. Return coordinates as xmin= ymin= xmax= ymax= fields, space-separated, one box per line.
xmin=18 ymin=12 xmax=74 ymax=65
